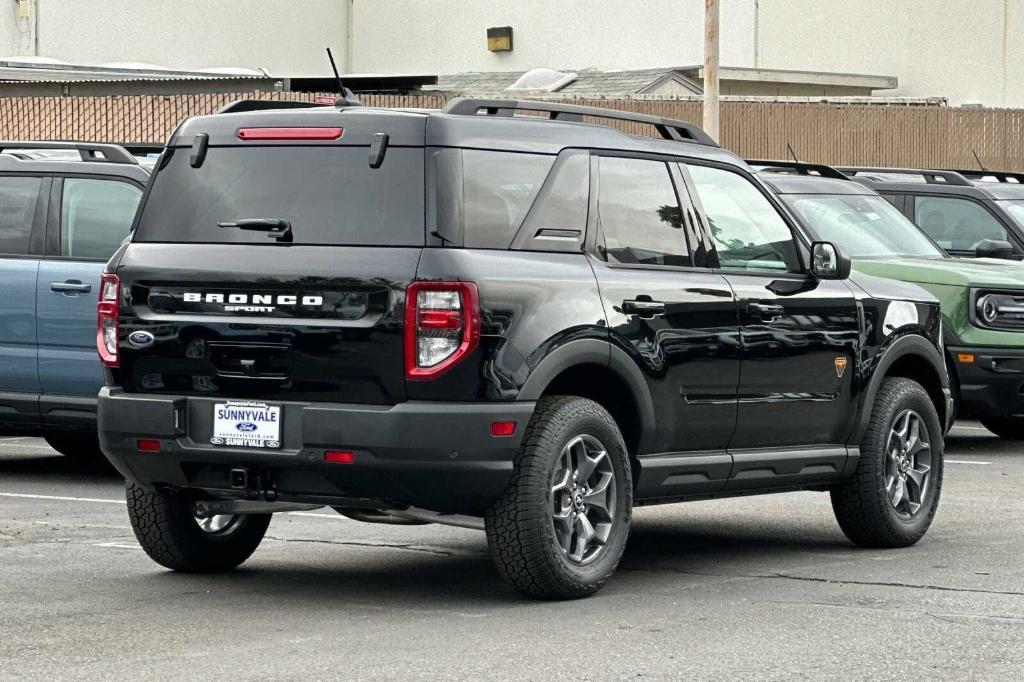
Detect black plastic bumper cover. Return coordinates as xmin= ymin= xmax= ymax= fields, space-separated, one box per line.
xmin=98 ymin=387 xmax=535 ymax=515
xmin=950 ymin=345 xmax=1024 ymax=420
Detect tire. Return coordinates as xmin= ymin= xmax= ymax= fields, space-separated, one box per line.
xmin=980 ymin=417 xmax=1024 ymax=440
xmin=126 ymin=481 xmax=271 ymax=572
xmin=485 ymin=396 xmax=632 ymax=600
xmin=831 ymin=378 xmax=944 ymax=548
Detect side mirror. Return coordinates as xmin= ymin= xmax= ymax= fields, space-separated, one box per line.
xmin=975 ymin=239 xmax=1016 ymax=260
xmin=810 ymin=241 xmax=851 ymax=280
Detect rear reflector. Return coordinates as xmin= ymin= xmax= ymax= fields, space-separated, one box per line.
xmin=491 ymin=421 xmax=517 ymax=437
xmin=236 ymin=127 xmax=343 ymax=141
xmin=137 ymin=439 xmax=161 ymax=453
xmin=325 ymin=450 xmax=355 ymax=464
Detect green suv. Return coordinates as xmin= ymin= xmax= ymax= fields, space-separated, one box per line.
xmin=752 ymin=160 xmax=1024 ymax=439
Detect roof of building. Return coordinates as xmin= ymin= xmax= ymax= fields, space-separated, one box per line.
xmin=0 ymin=58 xmax=269 ymax=83
xmin=429 ymin=65 xmax=898 ymax=96
xmin=430 ymin=67 xmax=702 ymax=95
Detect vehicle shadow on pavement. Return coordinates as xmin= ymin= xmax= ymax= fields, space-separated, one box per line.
xmin=115 ymin=513 xmax=857 ymax=605
xmin=0 ymin=452 xmax=121 ymax=479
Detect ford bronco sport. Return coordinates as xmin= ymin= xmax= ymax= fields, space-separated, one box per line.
xmin=752 ymin=160 xmax=1024 ymax=441
xmin=98 ymin=99 xmax=950 ymax=599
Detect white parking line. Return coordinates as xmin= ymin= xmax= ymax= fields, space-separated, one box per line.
xmin=946 ymin=460 xmax=993 ymax=465
xmin=0 ymin=492 xmax=127 ymax=504
xmin=0 ymin=492 xmax=348 ymax=520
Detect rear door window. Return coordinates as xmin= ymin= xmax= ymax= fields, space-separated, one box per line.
xmin=134 ymin=146 xmax=425 ymax=246
xmin=0 ymin=175 xmax=42 ymax=255
xmin=60 ymin=178 xmax=143 ymax=259
xmin=596 ymin=156 xmax=690 ymax=267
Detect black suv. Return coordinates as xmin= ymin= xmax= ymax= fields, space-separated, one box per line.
xmin=97 ymin=99 xmax=950 ymax=599
xmin=838 ymin=166 xmax=1024 ymax=260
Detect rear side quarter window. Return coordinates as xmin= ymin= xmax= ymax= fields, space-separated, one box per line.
xmin=462 ymin=150 xmax=554 ymax=249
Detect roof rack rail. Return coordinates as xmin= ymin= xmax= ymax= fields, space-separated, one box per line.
xmin=443 ymin=98 xmax=718 ymax=147
xmin=835 ymin=166 xmax=971 ymax=186
xmin=216 ymin=99 xmax=334 ymax=114
xmin=746 ymin=159 xmax=850 ymax=180
xmin=118 ymin=142 xmax=164 ymax=156
xmin=0 ymin=140 xmax=137 ymax=165
xmin=945 ymin=169 xmax=1024 ymax=184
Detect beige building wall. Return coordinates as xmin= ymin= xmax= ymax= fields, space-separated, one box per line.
xmin=352 ymin=0 xmax=757 ymax=74
xmin=755 ymin=0 xmax=1022 ymax=106
xmin=2 ymin=0 xmax=350 ymax=75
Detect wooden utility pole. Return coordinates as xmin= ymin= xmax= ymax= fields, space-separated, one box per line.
xmin=703 ymin=0 xmax=720 ymax=142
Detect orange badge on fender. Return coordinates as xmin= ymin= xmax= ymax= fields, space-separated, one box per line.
xmin=834 ymin=356 xmax=848 ymax=378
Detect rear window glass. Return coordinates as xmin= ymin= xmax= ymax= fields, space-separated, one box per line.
xmin=133 ymin=146 xmax=425 ymax=246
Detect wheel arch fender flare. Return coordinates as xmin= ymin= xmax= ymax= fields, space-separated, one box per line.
xmin=853 ymin=333 xmax=950 ymax=443
xmin=517 ymin=338 xmax=657 ymax=454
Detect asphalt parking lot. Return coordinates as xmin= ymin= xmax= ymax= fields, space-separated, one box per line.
xmin=0 ymin=423 xmax=1021 ymax=680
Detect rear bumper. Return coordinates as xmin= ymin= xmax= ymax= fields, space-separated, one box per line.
xmin=949 ymin=345 xmax=1024 ymax=420
xmin=98 ymin=387 xmax=535 ymax=515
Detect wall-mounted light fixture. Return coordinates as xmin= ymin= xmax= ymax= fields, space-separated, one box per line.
xmin=487 ymin=26 xmax=513 ymax=52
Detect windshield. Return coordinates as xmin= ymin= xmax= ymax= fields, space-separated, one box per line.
xmin=1000 ymin=200 xmax=1024 ymax=231
xmin=782 ymin=193 xmax=946 ymax=259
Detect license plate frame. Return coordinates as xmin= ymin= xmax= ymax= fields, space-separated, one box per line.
xmin=211 ymin=400 xmax=282 ymax=449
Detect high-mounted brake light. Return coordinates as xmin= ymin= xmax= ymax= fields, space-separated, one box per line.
xmin=96 ymin=273 xmax=120 ymax=367
xmin=405 ymin=281 xmax=480 ymax=380
xmin=236 ymin=127 xmax=343 ymax=141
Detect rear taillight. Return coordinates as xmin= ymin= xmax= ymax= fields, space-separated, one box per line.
xmin=97 ymin=273 xmax=120 ymax=367
xmin=405 ymin=281 xmax=480 ymax=380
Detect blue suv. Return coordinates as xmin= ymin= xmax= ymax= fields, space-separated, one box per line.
xmin=0 ymin=141 xmax=148 ymax=461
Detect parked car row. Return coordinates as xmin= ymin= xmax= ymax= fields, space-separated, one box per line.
xmin=2 ymin=99 xmax=1021 ymax=598
xmin=0 ymin=141 xmax=148 ymax=460
xmin=748 ymin=160 xmax=1024 ymax=438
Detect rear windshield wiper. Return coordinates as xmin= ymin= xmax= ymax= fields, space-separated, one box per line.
xmin=218 ymin=218 xmax=292 ymax=243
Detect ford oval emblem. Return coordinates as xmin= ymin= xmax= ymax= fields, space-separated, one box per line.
xmin=236 ymin=422 xmax=258 ymax=432
xmin=128 ymin=330 xmax=155 ymax=348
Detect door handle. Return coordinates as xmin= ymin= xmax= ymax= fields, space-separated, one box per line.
xmin=50 ymin=280 xmax=92 ymax=295
xmin=749 ymin=302 xmax=785 ymax=320
xmin=622 ymin=299 xmax=666 ymax=318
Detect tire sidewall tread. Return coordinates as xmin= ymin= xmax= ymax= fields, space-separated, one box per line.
xmin=486 ymin=395 xmax=633 ymax=600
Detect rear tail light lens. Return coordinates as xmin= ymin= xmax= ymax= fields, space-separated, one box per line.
xmin=405 ymin=281 xmax=480 ymax=380
xmin=96 ymin=273 xmax=120 ymax=367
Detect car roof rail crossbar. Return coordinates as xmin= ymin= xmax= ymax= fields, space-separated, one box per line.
xmin=0 ymin=140 xmax=137 ymax=164
xmin=745 ymin=159 xmax=850 ymax=180
xmin=443 ymin=97 xmax=719 ymax=147
xmin=945 ymin=169 xmax=1024 ymax=184
xmin=835 ymin=166 xmax=972 ymax=186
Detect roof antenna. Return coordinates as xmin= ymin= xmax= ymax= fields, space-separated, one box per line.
xmin=326 ymin=47 xmax=361 ymax=108
xmin=786 ymin=143 xmax=799 ymax=163
xmin=972 ymin=149 xmax=988 ymax=172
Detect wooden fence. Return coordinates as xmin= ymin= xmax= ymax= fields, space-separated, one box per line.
xmin=0 ymin=91 xmax=1022 ymax=170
